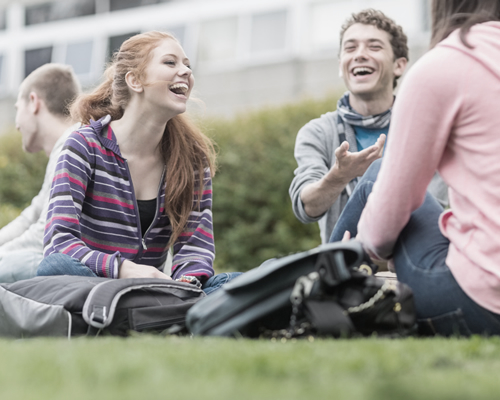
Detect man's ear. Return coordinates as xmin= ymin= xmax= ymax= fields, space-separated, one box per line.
xmin=125 ymin=71 xmax=144 ymax=93
xmin=28 ymin=92 xmax=41 ymax=114
xmin=393 ymin=57 xmax=408 ymax=78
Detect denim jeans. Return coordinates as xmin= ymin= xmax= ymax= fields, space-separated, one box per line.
xmin=329 ymin=159 xmax=500 ymax=336
xmin=37 ymin=253 xmax=242 ymax=295
xmin=202 ymin=272 xmax=243 ymax=295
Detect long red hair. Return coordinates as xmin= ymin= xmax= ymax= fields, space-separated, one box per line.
xmin=71 ymin=31 xmax=216 ymax=246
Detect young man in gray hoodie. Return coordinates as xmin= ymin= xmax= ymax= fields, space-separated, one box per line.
xmin=0 ymin=63 xmax=80 ymax=282
xmin=289 ymin=9 xmax=448 ymax=244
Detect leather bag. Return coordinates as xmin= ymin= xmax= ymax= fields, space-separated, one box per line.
xmin=186 ymin=241 xmax=416 ymax=338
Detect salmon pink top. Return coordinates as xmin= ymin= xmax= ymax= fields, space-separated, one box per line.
xmin=357 ymin=22 xmax=500 ymax=314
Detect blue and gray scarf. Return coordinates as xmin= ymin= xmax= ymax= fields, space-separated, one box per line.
xmin=336 ymin=92 xmax=392 ymax=195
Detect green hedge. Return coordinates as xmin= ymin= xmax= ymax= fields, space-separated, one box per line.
xmin=0 ymin=133 xmax=48 ymax=219
xmin=0 ymin=93 xmax=341 ymax=271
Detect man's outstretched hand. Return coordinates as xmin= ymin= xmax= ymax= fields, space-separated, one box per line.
xmin=300 ymin=134 xmax=385 ymax=219
xmin=333 ymin=134 xmax=386 ymax=182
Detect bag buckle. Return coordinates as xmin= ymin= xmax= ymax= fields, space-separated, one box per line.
xmin=290 ymin=272 xmax=319 ymax=305
xmin=316 ymin=251 xmax=351 ymax=287
xmin=89 ymin=305 xmax=107 ymax=328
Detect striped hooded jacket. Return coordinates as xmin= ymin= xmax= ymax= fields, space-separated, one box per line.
xmin=43 ymin=115 xmax=215 ymax=280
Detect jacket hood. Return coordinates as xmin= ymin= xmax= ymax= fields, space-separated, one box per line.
xmin=439 ymin=21 xmax=500 ymax=81
xmin=89 ymin=114 xmax=122 ymax=157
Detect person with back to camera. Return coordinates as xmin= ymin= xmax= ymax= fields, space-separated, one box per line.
xmin=37 ymin=31 xmax=241 ymax=294
xmin=0 ymin=64 xmax=80 ymax=282
xmin=289 ymin=9 xmax=448 ymax=245
xmin=330 ymin=0 xmax=500 ymax=335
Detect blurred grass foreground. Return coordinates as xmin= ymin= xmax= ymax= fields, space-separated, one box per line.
xmin=1 ymin=336 xmax=500 ymax=400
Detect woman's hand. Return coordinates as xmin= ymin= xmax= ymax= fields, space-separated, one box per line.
xmin=118 ymin=259 xmax=172 ymax=280
xmin=342 ymin=230 xmax=393 ymax=272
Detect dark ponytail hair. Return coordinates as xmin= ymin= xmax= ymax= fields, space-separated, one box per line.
xmin=71 ymin=31 xmax=216 ymax=246
xmin=431 ymin=0 xmax=500 ymax=48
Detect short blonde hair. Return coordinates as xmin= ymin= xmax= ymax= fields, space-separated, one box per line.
xmin=20 ymin=63 xmax=81 ymax=117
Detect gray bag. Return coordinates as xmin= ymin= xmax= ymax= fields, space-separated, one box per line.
xmin=0 ymin=276 xmax=204 ymax=338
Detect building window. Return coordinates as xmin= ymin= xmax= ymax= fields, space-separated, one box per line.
xmin=0 ymin=55 xmax=4 ymax=91
xmin=109 ymin=0 xmax=171 ymax=12
xmin=250 ymin=10 xmax=287 ymax=54
xmin=25 ymin=3 xmax=51 ymax=25
xmin=0 ymin=9 xmax=6 ymax=30
xmin=198 ymin=17 xmax=238 ymax=63
xmin=309 ymin=1 xmax=352 ymax=51
xmin=25 ymin=0 xmax=95 ymax=26
xmin=65 ymin=40 xmax=93 ymax=76
xmin=108 ymin=32 xmax=141 ymax=61
xmin=25 ymin=47 xmax=53 ymax=78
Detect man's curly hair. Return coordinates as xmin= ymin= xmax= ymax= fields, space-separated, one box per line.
xmin=340 ymin=9 xmax=409 ymax=88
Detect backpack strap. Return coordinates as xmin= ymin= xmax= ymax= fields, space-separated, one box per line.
xmin=82 ymin=278 xmax=203 ymax=329
xmin=315 ymin=250 xmax=352 ymax=286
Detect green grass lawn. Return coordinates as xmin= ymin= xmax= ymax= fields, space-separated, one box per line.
xmin=1 ymin=335 xmax=499 ymax=400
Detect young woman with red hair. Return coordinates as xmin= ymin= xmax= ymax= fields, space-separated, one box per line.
xmin=38 ymin=31 xmax=240 ymax=293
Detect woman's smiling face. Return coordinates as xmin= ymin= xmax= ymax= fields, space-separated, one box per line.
xmin=139 ymin=38 xmax=194 ymax=116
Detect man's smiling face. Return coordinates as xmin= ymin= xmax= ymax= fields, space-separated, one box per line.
xmin=340 ymin=23 xmax=405 ymax=100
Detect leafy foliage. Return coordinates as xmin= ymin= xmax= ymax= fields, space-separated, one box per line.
xmin=0 ymin=131 xmax=48 ymax=211
xmin=204 ymin=94 xmax=341 ymax=271
xmin=0 ymin=204 xmax=23 ymax=230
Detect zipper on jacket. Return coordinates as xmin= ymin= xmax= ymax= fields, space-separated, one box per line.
xmin=124 ymin=159 xmax=145 ymax=261
xmin=124 ymin=160 xmax=166 ymax=262
xmin=142 ymin=166 xmax=166 ymax=249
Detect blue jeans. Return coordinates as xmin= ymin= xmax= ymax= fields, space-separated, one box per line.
xmin=37 ymin=253 xmax=242 ymax=295
xmin=329 ymin=159 xmax=500 ymax=336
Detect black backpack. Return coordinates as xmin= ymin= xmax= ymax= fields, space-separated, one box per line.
xmin=186 ymin=241 xmax=416 ymax=338
xmin=0 ymin=276 xmax=204 ymax=338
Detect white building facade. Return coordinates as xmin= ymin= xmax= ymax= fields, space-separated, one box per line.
xmin=0 ymin=0 xmax=432 ymax=133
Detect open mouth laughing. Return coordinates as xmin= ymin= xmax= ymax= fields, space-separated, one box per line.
xmin=169 ymin=82 xmax=189 ymax=96
xmin=351 ymin=67 xmax=375 ymax=77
